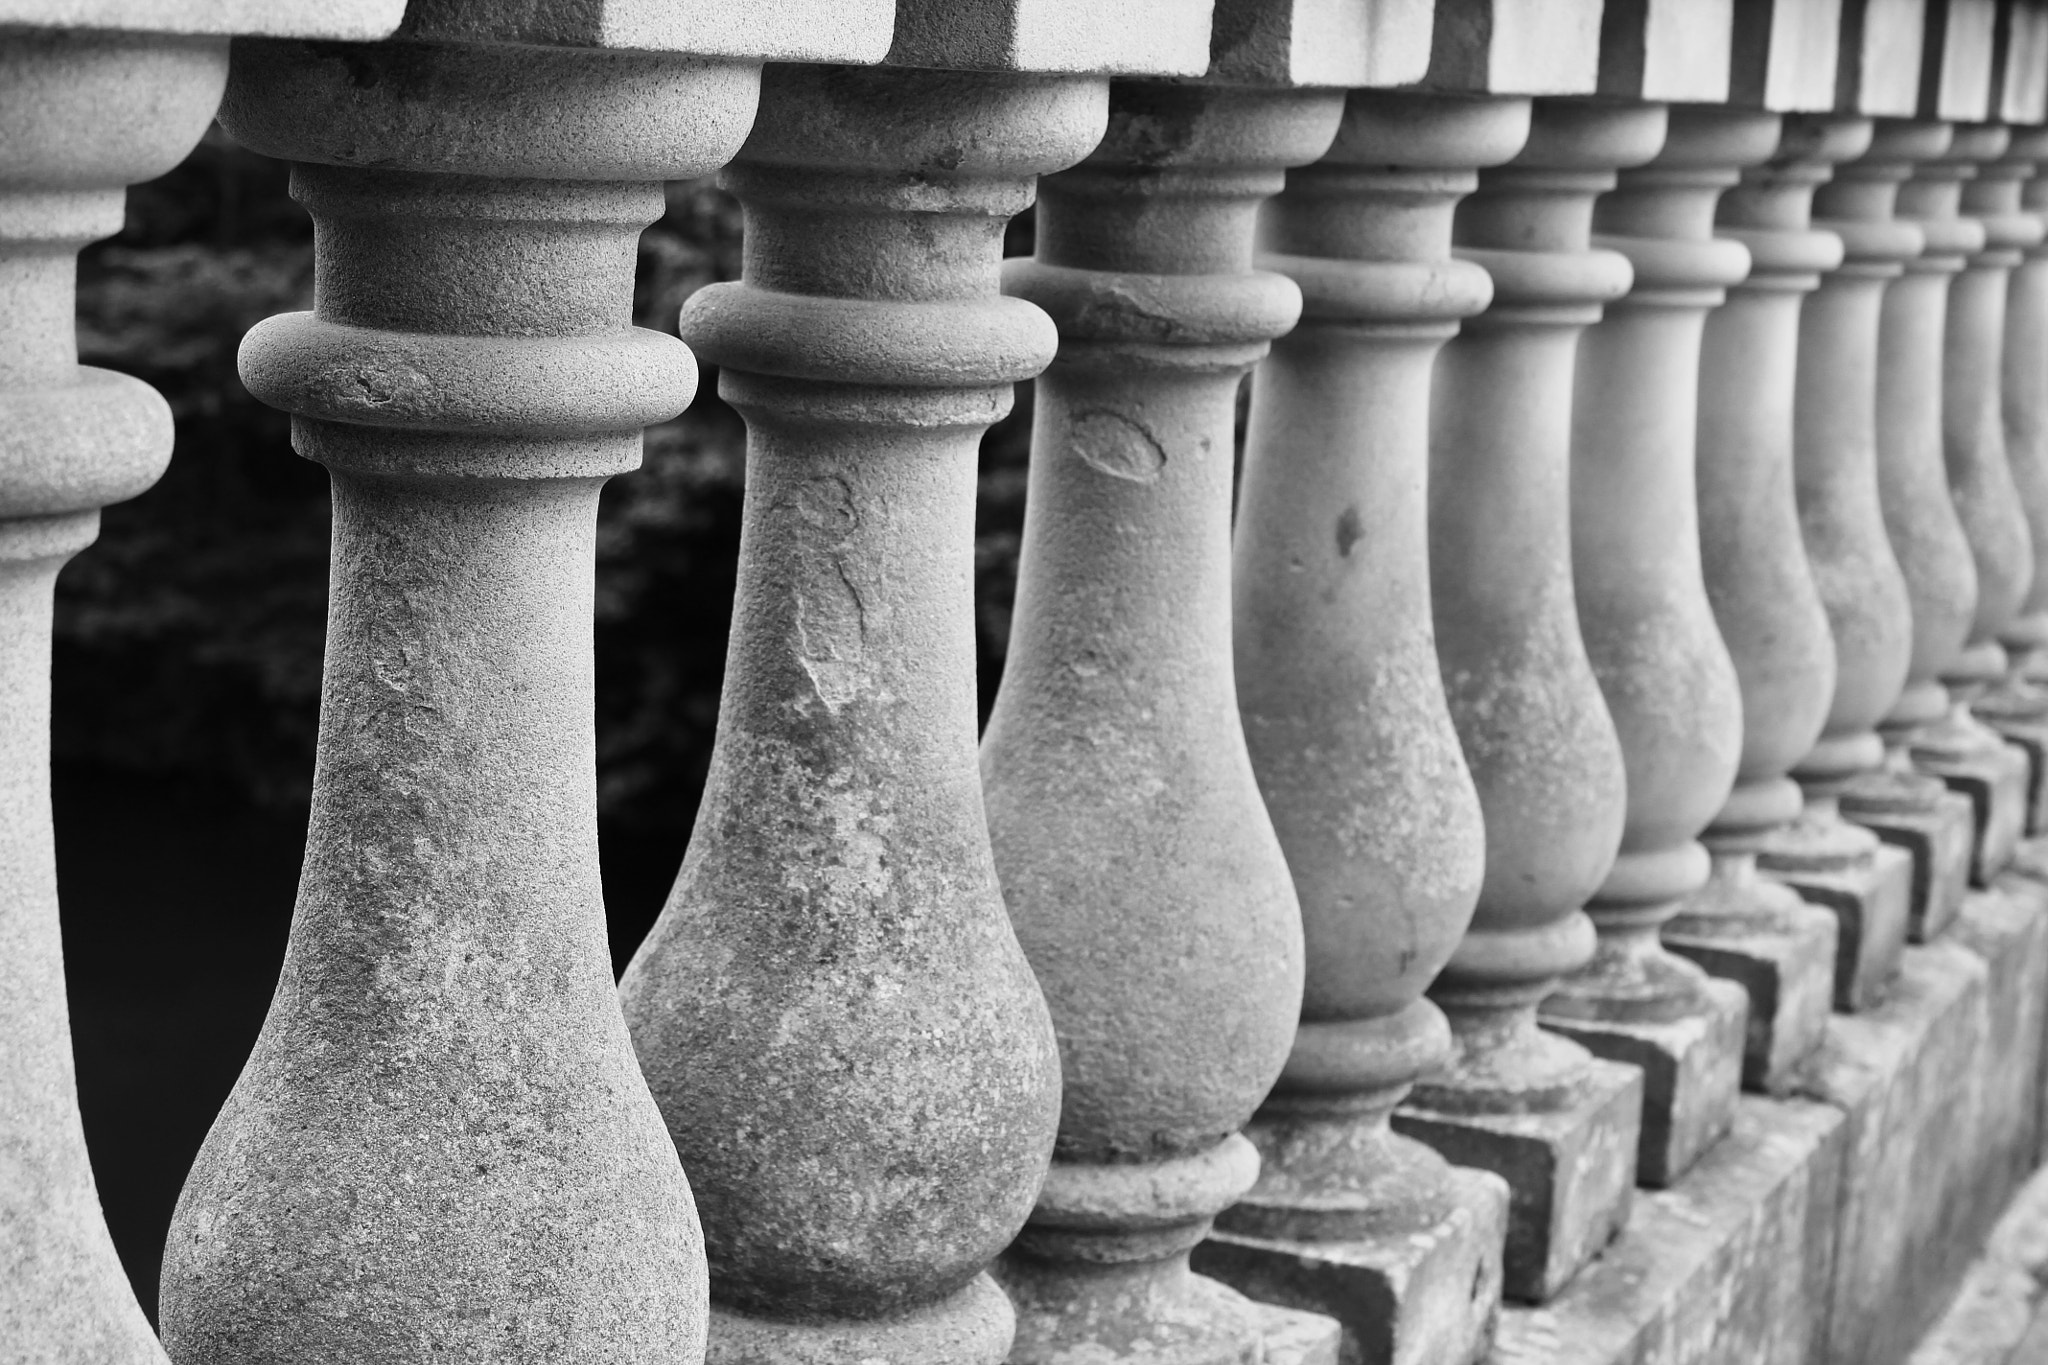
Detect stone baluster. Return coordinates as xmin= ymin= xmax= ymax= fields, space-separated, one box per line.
xmin=1841 ymin=4 xmax=2032 ymax=918
xmin=2006 ymin=123 xmax=2048 ymax=715
xmin=1664 ymin=6 xmax=1860 ymax=1095
xmin=155 ymin=8 xmax=892 ymax=1358
xmin=0 ymin=7 xmax=400 ymax=1361
xmin=1530 ymin=4 xmax=1758 ymax=1193
xmin=1323 ymin=2 xmax=1651 ymax=1310
xmin=1829 ymin=115 xmax=1985 ymax=941
xmin=977 ymin=7 xmax=1440 ymax=1362
xmin=618 ymin=8 xmax=1227 ymax=1365
xmin=1171 ymin=17 xmax=1546 ymax=1349
xmin=1951 ymin=124 xmax=2048 ymax=820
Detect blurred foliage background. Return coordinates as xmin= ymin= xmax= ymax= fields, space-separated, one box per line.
xmin=59 ymin=128 xmax=1038 ymax=1316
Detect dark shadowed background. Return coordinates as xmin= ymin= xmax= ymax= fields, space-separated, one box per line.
xmin=57 ymin=129 xmax=1042 ymax=1317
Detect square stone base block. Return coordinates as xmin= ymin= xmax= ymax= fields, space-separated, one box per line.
xmin=1393 ymin=1058 xmax=1642 ymax=1304
xmin=1257 ymin=1300 xmax=1346 ymax=1365
xmin=1487 ymin=1096 xmax=1846 ymax=1365
xmin=1760 ymin=844 xmax=1912 ymax=1011
xmin=1665 ymin=906 xmax=1838 ymax=1094
xmin=1846 ymin=785 xmax=1977 ymax=943
xmin=1982 ymin=712 xmax=2048 ymax=836
xmin=1917 ymin=741 xmax=2029 ymax=886
xmin=1194 ymin=1165 xmax=1510 ymax=1365
xmin=1793 ymin=939 xmax=1993 ymax=1365
xmin=1543 ymin=976 xmax=1748 ymax=1188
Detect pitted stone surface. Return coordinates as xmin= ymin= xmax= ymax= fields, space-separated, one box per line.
xmin=985 ymin=80 xmax=1345 ymax=1365
xmin=626 ymin=65 xmax=1093 ymax=1365
xmin=1488 ymin=1096 xmax=1845 ymax=1365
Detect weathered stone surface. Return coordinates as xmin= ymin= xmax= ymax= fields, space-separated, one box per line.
xmin=1546 ymin=979 xmax=1749 ymax=1190
xmin=1665 ymin=869 xmax=1840 ymax=1092
xmin=166 ymin=36 xmax=741 ymax=1365
xmin=1540 ymin=102 xmax=1752 ymax=1193
xmin=1198 ymin=1165 xmax=1509 ymax=1365
xmin=1677 ymin=109 xmax=1866 ymax=1077
xmin=1795 ymin=939 xmax=1993 ymax=1365
xmin=1257 ymin=1301 xmax=1347 ymax=1365
xmin=1905 ymin=1157 xmax=2048 ymax=1365
xmin=398 ymin=0 xmax=890 ymax=63
xmin=629 ymin=64 xmax=1106 ymax=1365
xmin=1394 ymin=1060 xmax=1641 ymax=1304
xmin=1837 ymin=0 xmax=1933 ymax=117
xmin=986 ymin=81 xmax=1343 ymax=1365
xmin=1488 ymin=1096 xmax=1846 ymax=1365
xmin=1728 ymin=0 xmax=1847 ymax=112
xmin=1200 ymin=84 xmax=1504 ymax=1362
xmin=1759 ymin=823 xmax=1915 ymax=1006
xmin=1407 ymin=91 xmax=1634 ymax=1306
xmin=1848 ymin=775 xmax=1980 ymax=939
xmin=887 ymin=0 xmax=1213 ymax=75
xmin=1945 ymin=875 xmax=2048 ymax=1254
xmin=1918 ymin=736 xmax=2032 ymax=883
xmin=1 ymin=26 xmax=225 ymax=1365
xmin=1594 ymin=0 xmax=1735 ymax=104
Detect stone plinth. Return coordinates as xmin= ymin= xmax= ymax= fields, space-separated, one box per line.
xmin=1488 ymin=1096 xmax=1846 ymax=1365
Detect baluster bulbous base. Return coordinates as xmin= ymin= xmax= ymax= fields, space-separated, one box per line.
xmin=626 ymin=65 xmax=1082 ymax=1365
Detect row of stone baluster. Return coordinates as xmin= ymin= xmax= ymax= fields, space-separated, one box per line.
xmin=9 ymin=0 xmax=2048 ymax=1363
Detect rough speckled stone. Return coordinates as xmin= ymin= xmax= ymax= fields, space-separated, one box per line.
xmin=1758 ymin=819 xmax=1914 ymax=1007
xmin=1487 ymin=1096 xmax=1845 ymax=1365
xmin=1905 ymin=1158 xmax=2048 ymax=1365
xmin=1540 ymin=102 xmax=1753 ymax=1194
xmin=1394 ymin=1060 xmax=1641 ymax=1304
xmin=1410 ymin=92 xmax=1641 ymax=1310
xmin=1201 ymin=85 xmax=1512 ymax=1362
xmin=1846 ymin=768 xmax=1981 ymax=941
xmin=0 ymin=26 xmax=221 ymax=1365
xmin=1546 ymin=978 xmax=1749 ymax=1190
xmin=1795 ymin=940 xmax=1993 ymax=1365
xmin=162 ymin=35 xmax=740 ymax=1365
xmin=628 ymin=65 xmax=1109 ymax=1365
xmin=1665 ymin=867 xmax=1839 ymax=1093
xmin=1669 ymin=110 xmax=1857 ymax=1092
xmin=983 ymin=81 xmax=1343 ymax=1365
xmin=1918 ymin=735 xmax=2032 ymax=884
xmin=1198 ymin=1165 xmax=1509 ymax=1365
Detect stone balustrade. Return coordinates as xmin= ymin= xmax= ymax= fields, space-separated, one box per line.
xmin=13 ymin=3 xmax=2048 ymax=1365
